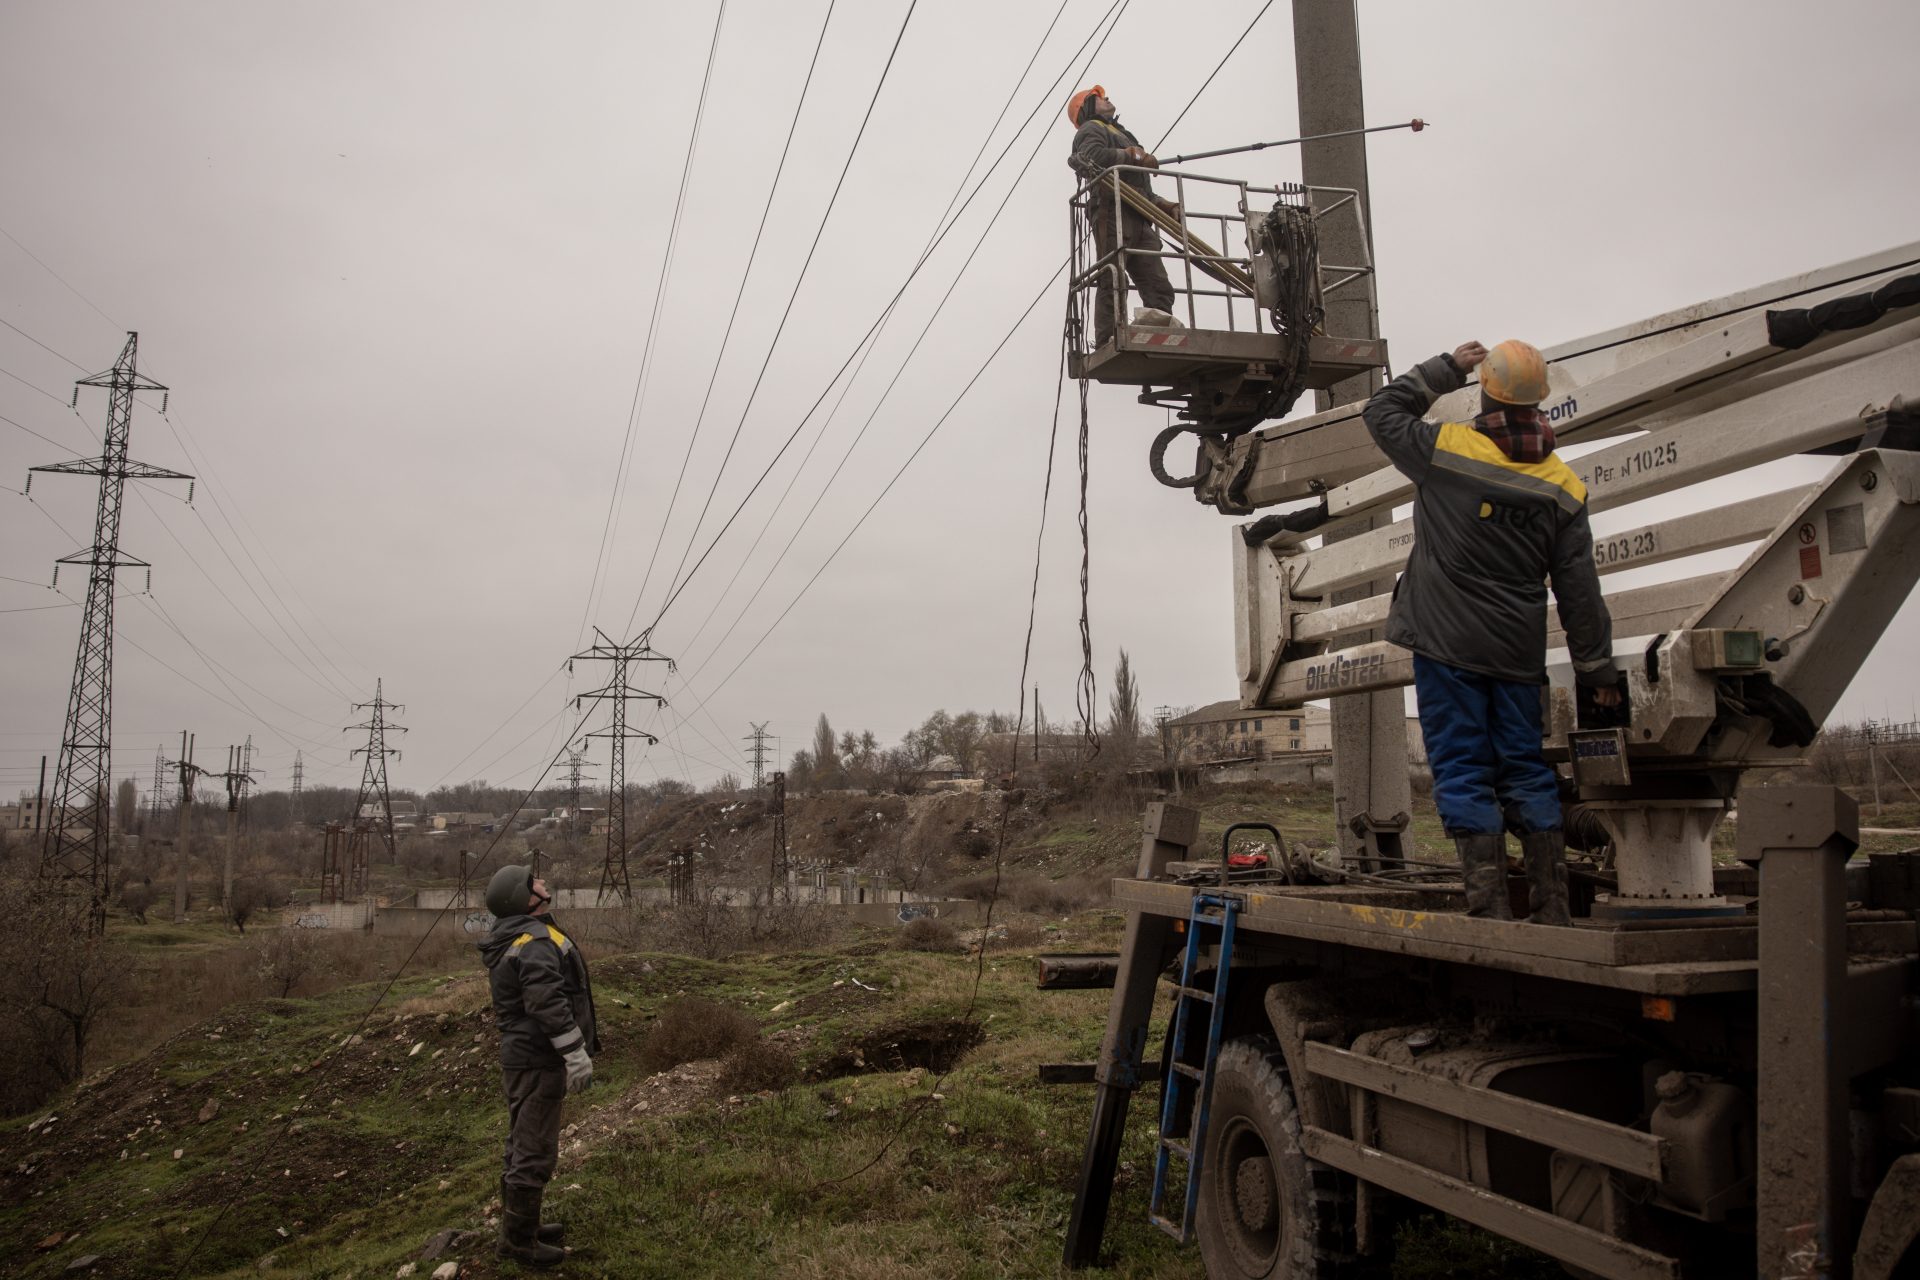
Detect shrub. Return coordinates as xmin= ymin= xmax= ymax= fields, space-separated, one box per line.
xmin=899 ymin=915 xmax=959 ymax=952
xmin=637 ymin=997 xmax=759 ymax=1074
xmin=254 ymin=927 xmax=331 ymax=998
xmin=119 ymin=880 xmax=156 ymax=924
xmin=719 ymin=1038 xmax=798 ymax=1094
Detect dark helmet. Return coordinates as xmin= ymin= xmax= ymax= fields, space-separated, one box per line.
xmin=484 ymin=864 xmax=534 ymax=918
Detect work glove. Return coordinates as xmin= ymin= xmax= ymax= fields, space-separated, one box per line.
xmin=562 ymin=1045 xmax=594 ymax=1094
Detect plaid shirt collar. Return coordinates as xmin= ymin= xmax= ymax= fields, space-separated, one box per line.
xmin=1474 ymin=407 xmax=1556 ymax=464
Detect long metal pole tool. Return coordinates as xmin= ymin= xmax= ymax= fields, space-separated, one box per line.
xmin=1159 ymin=118 xmax=1426 ymax=167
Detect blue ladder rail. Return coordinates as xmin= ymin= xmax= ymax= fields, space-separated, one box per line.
xmin=1147 ymin=891 xmax=1241 ymax=1243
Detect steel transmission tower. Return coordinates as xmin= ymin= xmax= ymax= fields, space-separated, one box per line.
xmin=561 ymin=747 xmax=595 ymax=851
xmin=744 ymin=722 xmax=771 ymax=789
xmin=290 ymin=751 xmax=305 ymax=827
xmin=570 ymin=628 xmax=671 ymax=901
xmin=148 ymin=745 xmax=167 ymax=831
xmin=29 ymin=333 xmax=192 ymax=930
xmin=348 ymin=679 xmax=406 ymax=863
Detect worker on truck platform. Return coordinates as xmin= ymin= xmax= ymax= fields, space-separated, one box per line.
xmin=479 ymin=863 xmax=600 ymax=1267
xmin=1362 ymin=340 xmax=1620 ymax=925
xmin=1065 ymin=85 xmax=1183 ymax=347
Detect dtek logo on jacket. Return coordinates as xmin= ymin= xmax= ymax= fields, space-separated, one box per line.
xmin=1477 ymin=497 xmax=1542 ymax=531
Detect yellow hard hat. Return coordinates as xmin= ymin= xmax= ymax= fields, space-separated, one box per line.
xmin=1480 ymin=339 xmax=1550 ymax=406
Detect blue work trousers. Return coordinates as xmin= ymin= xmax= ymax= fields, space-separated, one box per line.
xmin=1413 ymin=654 xmax=1562 ymax=837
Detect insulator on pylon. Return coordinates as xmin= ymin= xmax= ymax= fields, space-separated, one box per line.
xmin=51 ymin=566 xmax=59 ymax=588
xmin=185 ymin=481 xmax=195 ymax=504
xmin=69 ymin=387 xmax=77 ymax=409
xmin=23 ymin=475 xmax=30 ymax=496
xmin=160 ymin=393 xmax=168 ymax=413
xmin=145 ymin=568 xmax=153 ymax=592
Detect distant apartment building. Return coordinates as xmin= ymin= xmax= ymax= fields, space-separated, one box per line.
xmin=1164 ymin=701 xmax=1332 ymax=763
xmin=10 ymin=795 xmax=48 ymax=830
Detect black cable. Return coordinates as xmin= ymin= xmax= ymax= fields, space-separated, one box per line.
xmin=574 ymin=0 xmax=731 ymax=651
xmin=620 ymin=0 xmax=839 ymax=637
xmin=1150 ymin=0 xmax=1278 ymax=151
xmin=669 ymin=263 xmax=1067 ymax=734
xmin=649 ymin=0 xmax=922 ymax=629
xmin=810 ymin=316 xmax=1072 ymax=1189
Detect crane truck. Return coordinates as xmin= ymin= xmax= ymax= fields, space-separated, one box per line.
xmin=1055 ymin=162 xmax=1920 ymax=1279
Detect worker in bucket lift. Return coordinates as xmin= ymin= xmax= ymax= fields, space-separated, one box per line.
xmin=479 ymin=864 xmax=600 ymax=1266
xmin=1362 ymin=340 xmax=1621 ymax=926
xmin=1065 ymin=85 xmax=1184 ymax=347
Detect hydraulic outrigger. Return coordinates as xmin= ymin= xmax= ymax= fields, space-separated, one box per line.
xmin=1058 ymin=162 xmax=1920 ymax=1278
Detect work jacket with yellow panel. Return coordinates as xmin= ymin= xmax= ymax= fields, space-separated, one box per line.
xmin=479 ymin=913 xmax=599 ymax=1071
xmin=1362 ymin=353 xmax=1615 ymax=688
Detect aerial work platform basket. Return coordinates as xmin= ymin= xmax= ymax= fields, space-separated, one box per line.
xmin=1067 ymin=166 xmax=1387 ymax=431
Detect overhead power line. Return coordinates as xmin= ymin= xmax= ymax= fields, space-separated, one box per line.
xmin=657 ymin=0 xmax=1130 ymax=704
xmin=658 ymin=0 xmax=1276 ymax=751
xmin=645 ymin=0 xmax=922 ymax=631
xmin=638 ymin=0 xmax=1126 ymax=639
xmin=622 ymin=0 xmax=839 ymax=635
xmin=574 ymin=0 xmax=732 ymax=651
xmin=665 ymin=0 xmax=1082 ymax=662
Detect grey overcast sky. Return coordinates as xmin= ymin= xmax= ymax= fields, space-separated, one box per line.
xmin=3 ymin=0 xmax=1916 ymax=802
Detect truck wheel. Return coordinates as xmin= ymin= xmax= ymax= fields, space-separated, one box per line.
xmin=1195 ymin=1036 xmax=1355 ymax=1279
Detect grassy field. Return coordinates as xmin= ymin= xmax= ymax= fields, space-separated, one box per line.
xmin=8 ymin=780 xmax=1910 ymax=1278
xmin=3 ymin=895 xmax=1566 ymax=1280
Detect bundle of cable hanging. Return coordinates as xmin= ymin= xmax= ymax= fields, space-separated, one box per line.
xmin=1247 ymin=192 xmax=1324 ymax=427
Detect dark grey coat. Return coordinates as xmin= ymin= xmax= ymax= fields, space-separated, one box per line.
xmin=1069 ymin=114 xmax=1154 ymax=197
xmin=1363 ymin=354 xmax=1615 ymax=687
xmin=478 ymin=913 xmax=599 ymax=1071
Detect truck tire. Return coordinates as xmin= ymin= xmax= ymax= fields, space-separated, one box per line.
xmin=1195 ymin=1036 xmax=1355 ymax=1279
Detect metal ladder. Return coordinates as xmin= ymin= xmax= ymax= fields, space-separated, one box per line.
xmin=1148 ymin=891 xmax=1241 ymax=1242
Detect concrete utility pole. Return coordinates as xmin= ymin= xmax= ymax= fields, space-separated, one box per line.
xmin=769 ymin=770 xmax=790 ymax=899
xmin=30 ymin=333 xmax=193 ymax=932
xmin=571 ymin=628 xmax=671 ymax=902
xmin=218 ymin=744 xmax=258 ymax=920
xmin=1292 ymin=0 xmax=1413 ymax=871
xmin=167 ymin=732 xmax=205 ymax=924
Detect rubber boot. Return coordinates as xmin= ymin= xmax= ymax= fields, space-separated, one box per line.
xmin=498 ymin=1182 xmax=566 ymax=1267
xmin=1520 ymin=829 xmax=1572 ymax=927
xmin=502 ymin=1178 xmax=565 ymax=1245
xmin=1455 ymin=833 xmax=1513 ymax=920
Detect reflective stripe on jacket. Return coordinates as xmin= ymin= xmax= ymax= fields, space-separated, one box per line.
xmin=1363 ymin=354 xmax=1615 ymax=687
xmin=478 ymin=914 xmax=600 ymax=1070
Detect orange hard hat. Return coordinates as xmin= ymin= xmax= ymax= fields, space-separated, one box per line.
xmin=1065 ymin=84 xmax=1105 ymax=128
xmin=1480 ymin=339 xmax=1550 ymax=406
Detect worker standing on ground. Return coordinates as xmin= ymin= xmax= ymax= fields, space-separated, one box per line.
xmin=1362 ymin=340 xmax=1620 ymax=925
xmin=479 ymin=864 xmax=600 ymax=1266
xmin=1066 ymin=86 xmax=1182 ymax=346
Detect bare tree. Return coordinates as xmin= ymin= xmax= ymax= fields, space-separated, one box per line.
xmin=0 ymin=893 xmax=131 ymax=1107
xmin=255 ymin=927 xmax=330 ymax=998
